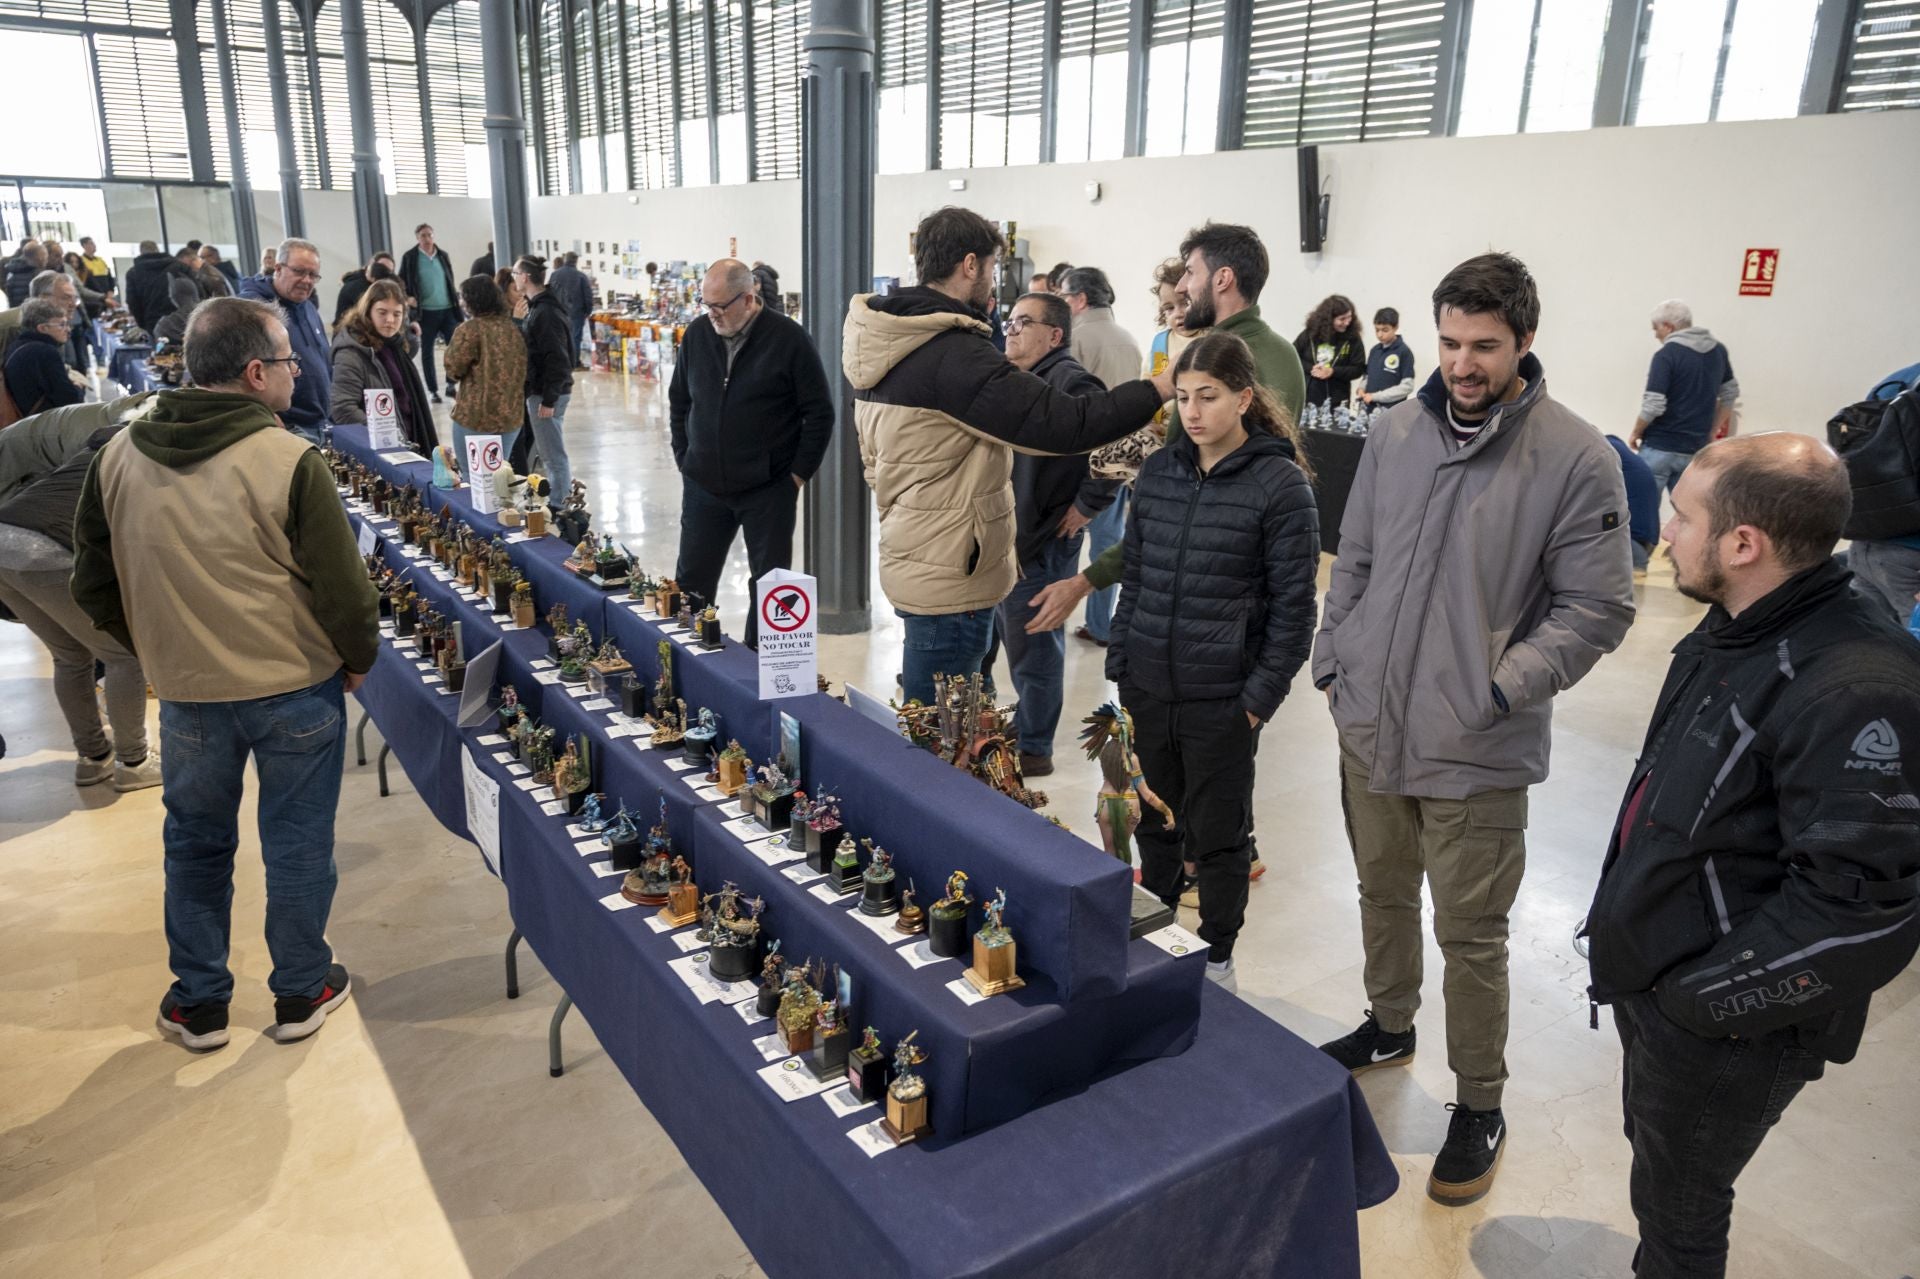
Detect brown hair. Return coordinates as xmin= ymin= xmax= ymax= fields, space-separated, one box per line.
xmin=345 ymin=278 xmax=410 ymax=345
xmin=1173 ymin=332 xmax=1314 ymax=482
xmin=1689 ymin=436 xmax=1852 ymax=572
xmin=1303 ymin=294 xmax=1359 ymax=346
xmin=1432 ymin=252 xmax=1539 ymax=345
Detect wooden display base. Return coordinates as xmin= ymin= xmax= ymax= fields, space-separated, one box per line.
xmin=660 ymin=882 xmax=700 ymax=927
xmin=964 ymin=937 xmax=1025 ymax=997
xmin=716 ymin=757 xmax=748 ymax=795
xmin=882 ymin=1092 xmax=930 ymax=1145
xmin=526 ymin=508 xmax=547 ymax=538
xmin=780 ymin=1021 xmax=815 ymax=1056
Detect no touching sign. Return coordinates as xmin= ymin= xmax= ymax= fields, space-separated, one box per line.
xmin=756 ymin=569 xmax=817 ymax=700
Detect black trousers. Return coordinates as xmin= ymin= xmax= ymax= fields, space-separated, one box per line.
xmin=1124 ymin=688 xmax=1258 ymax=961
xmin=1613 ymin=993 xmax=1826 ymax=1278
xmin=675 ymin=473 xmax=800 ymax=648
xmin=416 ymin=307 xmax=461 ymax=393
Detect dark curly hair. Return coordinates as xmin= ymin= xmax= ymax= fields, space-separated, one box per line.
xmin=1302 ymin=294 xmax=1359 ymax=347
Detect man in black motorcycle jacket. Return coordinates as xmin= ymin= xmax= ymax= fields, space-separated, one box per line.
xmin=1583 ymin=433 xmax=1920 ymax=1279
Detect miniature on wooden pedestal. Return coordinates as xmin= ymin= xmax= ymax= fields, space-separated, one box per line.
xmin=963 ymin=888 xmax=1025 ymax=997
xmin=715 ymin=740 xmax=750 ymax=795
xmin=881 ymin=1032 xmax=931 ymax=1145
xmin=660 ymin=854 xmax=700 ymax=926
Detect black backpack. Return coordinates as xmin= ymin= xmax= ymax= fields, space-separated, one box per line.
xmin=1828 ymin=386 xmax=1920 ymax=540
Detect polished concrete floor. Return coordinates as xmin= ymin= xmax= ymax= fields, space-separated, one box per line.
xmin=2 ymin=365 xmax=1915 ymax=1279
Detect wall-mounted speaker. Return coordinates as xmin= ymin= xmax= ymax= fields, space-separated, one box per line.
xmin=1298 ymin=145 xmax=1323 ymax=253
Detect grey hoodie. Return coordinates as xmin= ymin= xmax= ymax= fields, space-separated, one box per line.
xmin=1313 ymin=356 xmax=1636 ymax=799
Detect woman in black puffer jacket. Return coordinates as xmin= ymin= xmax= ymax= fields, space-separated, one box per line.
xmin=1107 ymin=331 xmax=1320 ymax=983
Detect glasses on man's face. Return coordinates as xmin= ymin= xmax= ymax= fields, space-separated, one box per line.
xmin=1005 ymin=316 xmax=1054 ymax=335
xmin=259 ymin=354 xmax=302 ymax=373
xmin=279 ymin=265 xmax=322 ymax=282
xmin=701 ymin=290 xmax=747 ymax=314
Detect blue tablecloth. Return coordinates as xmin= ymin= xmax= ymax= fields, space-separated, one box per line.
xmin=336 ymin=430 xmax=1401 ymax=1276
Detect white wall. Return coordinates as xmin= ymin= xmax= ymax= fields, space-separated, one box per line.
xmin=520 ymin=109 xmax=1917 ymax=436
xmin=250 ymin=190 xmax=494 ymax=285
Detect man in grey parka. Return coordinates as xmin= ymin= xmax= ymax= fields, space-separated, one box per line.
xmin=1310 ymin=252 xmax=1635 ymax=1206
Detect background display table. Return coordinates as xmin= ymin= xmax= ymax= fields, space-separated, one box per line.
xmin=1299 ymin=427 xmax=1367 ymax=556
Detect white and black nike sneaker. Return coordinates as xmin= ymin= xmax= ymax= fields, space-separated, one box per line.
xmin=1428 ymin=1103 xmax=1505 ymax=1205
xmin=1318 ymin=1010 xmax=1416 ymax=1074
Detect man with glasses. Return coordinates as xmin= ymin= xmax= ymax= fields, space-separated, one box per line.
xmin=238 ymin=238 xmax=333 ymax=443
xmin=72 ymin=296 xmax=380 ymax=1051
xmin=669 ymin=258 xmax=834 ymax=647
xmin=3 ymin=299 xmax=84 ymax=416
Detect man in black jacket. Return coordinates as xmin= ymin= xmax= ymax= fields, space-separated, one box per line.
xmin=124 ymin=242 xmax=178 ymax=334
xmin=997 ymin=291 xmax=1121 ymax=774
xmin=669 ymin=258 xmax=833 ymax=647
xmin=549 ymin=253 xmax=596 ymax=368
xmin=1584 ymin=433 xmax=1920 ymax=1279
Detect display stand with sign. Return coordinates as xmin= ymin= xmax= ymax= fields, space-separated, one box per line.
xmin=366 ymin=388 xmax=404 ymax=450
xmin=756 ymin=568 xmax=817 ymax=700
xmin=464 ymin=433 xmax=506 ymax=514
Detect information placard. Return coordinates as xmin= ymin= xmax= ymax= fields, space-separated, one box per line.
xmin=464 ymin=433 xmax=505 ymax=513
xmin=756 ymin=568 xmax=816 ymax=700
xmin=365 ymin=388 xmax=403 ymax=450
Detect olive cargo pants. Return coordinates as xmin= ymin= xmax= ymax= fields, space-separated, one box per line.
xmin=1338 ymin=739 xmax=1528 ymax=1110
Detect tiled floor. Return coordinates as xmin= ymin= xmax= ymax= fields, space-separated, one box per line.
xmin=1 ymin=365 xmax=1914 ymax=1279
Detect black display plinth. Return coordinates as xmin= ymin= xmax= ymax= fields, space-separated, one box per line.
xmin=929 ymin=907 xmax=970 ymax=958
xmin=846 ymin=1046 xmax=889 ymax=1103
xmin=606 ymin=834 xmax=644 ymax=872
xmin=708 ymin=940 xmax=759 ymax=983
xmin=803 ymin=827 xmax=844 ymax=875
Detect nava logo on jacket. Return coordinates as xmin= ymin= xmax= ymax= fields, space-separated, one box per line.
xmin=1847 ymin=719 xmax=1901 ymax=774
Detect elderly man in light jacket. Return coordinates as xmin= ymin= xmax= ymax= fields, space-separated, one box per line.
xmin=1058 ymin=266 xmax=1143 ymax=394
xmin=1311 ymin=253 xmax=1635 ymax=1208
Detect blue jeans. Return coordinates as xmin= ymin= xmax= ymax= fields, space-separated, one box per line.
xmin=526 ymin=393 xmax=572 ymax=501
xmin=452 ymin=422 xmax=522 ymax=480
xmin=1639 ymin=445 xmax=1695 ymax=495
xmin=897 ymin=607 xmax=994 ymax=707
xmin=159 ymin=672 xmax=348 ymax=1006
xmin=994 ymin=534 xmax=1083 ymax=756
xmin=1082 ymin=490 xmax=1127 ymax=641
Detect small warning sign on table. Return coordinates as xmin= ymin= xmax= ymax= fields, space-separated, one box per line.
xmin=757 ymin=569 xmax=816 ymax=700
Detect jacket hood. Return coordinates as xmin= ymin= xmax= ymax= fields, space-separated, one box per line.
xmin=168 ymin=276 xmax=201 ymax=310
xmin=841 ymin=289 xmax=989 ymax=390
xmin=126 ymin=389 xmax=283 ymax=467
xmin=1666 ymin=326 xmax=1721 ymax=354
xmin=330 ymin=324 xmax=383 ymax=355
xmin=1415 ymin=351 xmax=1548 ymax=428
xmin=132 ymin=251 xmax=175 ymax=269
xmin=1163 ymin=420 xmax=1297 ymax=474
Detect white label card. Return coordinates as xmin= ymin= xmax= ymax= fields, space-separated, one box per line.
xmin=945 ymin=976 xmax=988 ymax=1006
xmin=539 ymin=799 xmax=570 ymax=817
xmin=756 ymin=1058 xmax=843 ymax=1103
xmin=747 ymin=839 xmax=802 ymax=869
xmin=507 ymin=763 xmax=530 ymax=777
xmin=664 ymin=758 xmax=698 ymax=773
xmin=667 ymin=952 xmax=737 ymax=1004
xmin=733 ymin=996 xmax=769 ymax=1025
xmin=600 ymin=892 xmax=638 ymax=912
xmin=671 ymin=931 xmax=709 ymax=954
xmin=750 ymin=1032 xmax=790 ymax=1063
xmin=892 ymin=938 xmax=951 ymax=970
xmin=845 ymin=1118 xmax=900 ymax=1159
xmin=1141 ymin=923 xmax=1205 ymax=958
xmin=808 ymin=883 xmax=851 ymax=907
xmin=781 ymin=865 xmax=825 ymax=887
xmin=822 ymin=1085 xmax=877 ymax=1120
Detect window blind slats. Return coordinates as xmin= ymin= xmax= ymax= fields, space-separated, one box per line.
xmin=1842 ymin=0 xmax=1920 ymax=111
xmin=752 ymin=0 xmax=808 ymax=179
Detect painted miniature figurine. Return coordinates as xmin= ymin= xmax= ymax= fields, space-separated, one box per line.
xmin=964 ymin=886 xmax=1024 ymax=996
xmin=576 ymin=792 xmax=608 ymax=833
xmin=882 ymin=1031 xmax=931 ymax=1144
xmin=1079 ymin=703 xmax=1174 ymax=865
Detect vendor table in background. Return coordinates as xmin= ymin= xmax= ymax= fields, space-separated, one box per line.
xmin=1300 ymin=427 xmax=1366 ymax=557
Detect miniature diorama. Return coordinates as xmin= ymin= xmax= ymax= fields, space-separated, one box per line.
xmin=587 ymin=636 xmax=631 ymax=681
xmin=654 ymin=576 xmax=680 ymax=618
xmin=590 ymin=534 xmax=630 ymax=588
xmin=393 ymin=585 xmax=418 ymax=637
xmin=558 ymin=621 xmax=594 ymax=684
xmin=700 ymin=882 xmax=765 ymax=982
xmin=898 ymin=672 xmax=1049 ymax=810
xmin=552 ymin=735 xmax=592 ymax=813
xmin=554 ymin=479 xmax=592 ymax=548
xmin=811 ymin=984 xmax=851 ymax=1077
xmin=526 ymin=725 xmax=558 ymax=786
xmin=1080 ymin=703 xmax=1175 ymax=866
xmin=776 ymin=961 xmax=822 ymax=1056
xmin=603 ymin=803 xmax=644 ymax=871
xmin=788 ymin=790 xmax=812 ymax=849
xmin=715 ymin=739 xmax=750 ymax=795
xmin=800 ymin=790 xmax=845 ymax=874
xmin=575 ymin=792 xmax=609 ymax=834
xmin=928 ymin=869 xmax=974 ymax=959
xmin=622 ymin=798 xmax=677 ymax=905
xmin=964 ymin=887 xmax=1025 ymax=997
xmin=846 ymin=1025 xmax=889 ymax=1103
xmin=544 ymin=603 xmax=570 ymax=663
xmin=828 ymin=830 xmax=864 ymax=896
xmin=497 ymin=684 xmax=523 ymax=734
xmin=755 ymin=940 xmax=786 ymax=1018
xmin=696 ymin=603 xmax=723 ymax=651
xmin=629 ymin=570 xmax=654 ymax=605
xmin=661 ymin=853 xmax=699 ymax=926
xmin=506 ymin=577 xmax=533 ymax=629
xmin=509 ymin=710 xmax=540 ymax=762
xmin=859 ymin=841 xmax=901 ymax=917
xmin=747 ymin=757 xmax=797 ymax=831
xmin=894 ymin=881 xmax=927 ymax=935
xmin=882 ymin=1031 xmax=931 ymax=1145
xmin=647 ymin=643 xmax=685 ymax=748
xmin=619 ymin=670 xmax=648 ymax=719
xmin=682 ymin=706 xmax=719 ymax=766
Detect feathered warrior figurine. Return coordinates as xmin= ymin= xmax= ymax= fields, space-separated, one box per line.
xmin=1079 ymin=703 xmax=1175 ymax=865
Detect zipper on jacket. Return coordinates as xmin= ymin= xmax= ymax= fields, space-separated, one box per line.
xmin=1165 ymin=472 xmax=1207 ymax=702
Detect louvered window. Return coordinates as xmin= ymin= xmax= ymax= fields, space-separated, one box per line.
xmin=626 ymin=0 xmax=678 ymax=187
xmin=95 ymin=31 xmax=193 ymax=178
xmin=536 ymin=0 xmax=569 ymax=193
xmin=0 ymin=0 xmax=169 ymax=25
xmin=425 ymin=0 xmax=488 ymax=196
xmin=1244 ymin=0 xmax=1445 ymax=149
xmin=752 ymin=0 xmax=808 ymax=180
xmin=877 ymin=0 xmax=928 ymax=172
xmin=1144 ymin=0 xmax=1224 ymax=155
xmin=1840 ymin=0 xmax=1919 ymax=112
xmin=677 ymin=0 xmax=713 ymax=184
xmin=939 ymin=0 xmax=1045 ymax=169
xmin=1054 ymin=0 xmax=1128 ymax=162
xmin=573 ymin=3 xmax=605 ymax=191
xmin=714 ymin=0 xmax=748 ymax=182
xmin=595 ymin=0 xmax=628 ymax=189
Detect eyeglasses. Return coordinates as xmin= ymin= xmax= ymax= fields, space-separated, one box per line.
xmin=701 ymin=290 xmax=747 ymax=314
xmin=279 ymin=266 xmax=322 ymax=282
xmin=259 ymin=354 xmax=302 ymax=372
xmin=1004 ymin=316 xmax=1056 ymax=335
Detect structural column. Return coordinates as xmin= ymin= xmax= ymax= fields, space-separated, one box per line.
xmin=339 ymin=0 xmax=394 ymax=261
xmin=479 ymin=0 xmax=533 ymax=262
xmin=259 ymin=0 xmax=307 ymax=237
xmin=800 ymin=0 xmax=874 ymax=634
xmin=208 ymin=0 xmax=262 ymax=268
xmin=169 ymin=0 xmax=218 ymax=182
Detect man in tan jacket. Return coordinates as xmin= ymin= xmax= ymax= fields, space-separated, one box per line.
xmin=842 ymin=206 xmax=1171 ymax=704
xmin=72 ymin=297 xmax=380 ymax=1053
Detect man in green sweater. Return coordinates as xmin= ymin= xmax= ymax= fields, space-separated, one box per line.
xmin=1025 ymin=221 xmax=1306 ymax=631
xmin=72 ymin=296 xmax=380 ymax=1053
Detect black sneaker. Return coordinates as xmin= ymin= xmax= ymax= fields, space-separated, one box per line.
xmin=272 ymin=964 xmax=352 ymax=1043
xmin=1428 ymin=1104 xmax=1506 ymax=1205
xmin=1318 ymin=1010 xmax=1416 ymax=1074
xmin=157 ymin=994 xmax=230 ymax=1051
xmin=1018 ymin=752 xmax=1055 ymax=778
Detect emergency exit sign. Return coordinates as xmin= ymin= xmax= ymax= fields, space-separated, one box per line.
xmin=1739 ymin=248 xmax=1779 ymax=297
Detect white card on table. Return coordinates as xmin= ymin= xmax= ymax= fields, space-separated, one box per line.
xmin=750 ymin=1032 xmax=790 ymax=1063
xmin=845 ymin=1117 xmax=900 ymax=1158
xmin=822 ymin=1085 xmax=877 ymax=1120
xmin=534 ymin=672 xmax=561 ymax=687
xmin=808 ymin=883 xmax=850 ymax=906
xmin=581 ymin=697 xmax=614 ymax=711
xmin=892 ymin=938 xmax=950 ymax=970
xmin=531 ymin=658 xmax=556 ymax=670
xmin=507 ymin=763 xmax=530 ymax=777
xmin=747 ymin=839 xmax=801 ymax=869
xmin=490 ymin=750 xmax=513 ymax=764
xmin=667 ymin=952 xmax=735 ymax=1004
xmin=846 ymin=908 xmax=907 ymax=942
xmin=539 ymin=799 xmax=569 ymax=817
xmin=575 ymin=838 xmax=606 ymax=857
xmin=781 ymin=864 xmax=825 ymax=887
xmin=1141 ymin=923 xmax=1205 ymax=958
xmin=945 ymin=976 xmax=988 ymax=1006
xmin=589 ymin=861 xmax=623 ymax=879
xmin=671 ymin=931 xmax=708 ymax=953
xmin=733 ymin=995 xmax=769 ymax=1025
xmin=645 ymin=913 xmax=678 ymax=934
xmin=664 ymin=758 xmax=698 ymax=773
xmin=599 ymin=892 xmax=638 ymax=912
xmin=756 ymin=1058 xmax=842 ymax=1102
xmin=513 ymin=778 xmax=540 ymax=792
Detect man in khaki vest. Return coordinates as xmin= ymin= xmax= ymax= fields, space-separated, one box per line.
xmin=72 ymin=297 xmax=380 ymax=1052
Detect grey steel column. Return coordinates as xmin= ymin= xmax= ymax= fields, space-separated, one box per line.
xmin=414 ymin=21 xmax=439 ymax=193
xmin=1428 ymin=0 xmax=1468 ymax=136
xmin=1037 ymin=0 xmax=1060 ymax=163
xmin=209 ymin=0 xmax=262 ymax=268
xmin=481 ymin=0 xmax=533 ymax=258
xmin=260 ymin=0 xmax=307 ymax=237
xmin=339 ymin=0 xmax=394 ymax=260
xmin=1799 ymin=0 xmax=1861 ymax=116
xmin=1591 ymin=0 xmax=1648 ymax=128
xmin=801 ymin=0 xmax=873 ymax=634
xmin=170 ymin=0 xmax=218 ymax=181
xmin=1121 ymin=0 xmax=1148 ymax=157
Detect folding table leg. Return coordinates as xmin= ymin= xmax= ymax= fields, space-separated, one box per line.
xmin=354 ymin=710 xmax=371 ymax=766
xmin=377 ymin=744 xmax=391 ymax=797
xmin=549 ymin=994 xmax=573 ymax=1078
xmin=505 ymin=927 xmax=523 ymax=999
